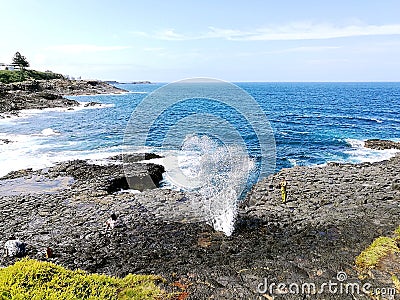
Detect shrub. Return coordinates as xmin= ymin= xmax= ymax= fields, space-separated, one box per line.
xmin=0 ymin=70 xmax=64 ymax=84
xmin=0 ymin=70 xmax=24 ymax=83
xmin=0 ymin=258 xmax=171 ymax=300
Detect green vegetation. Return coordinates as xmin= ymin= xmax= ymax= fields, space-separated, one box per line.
xmin=355 ymin=236 xmax=399 ymax=273
xmin=0 ymin=69 xmax=64 ymax=84
xmin=355 ymin=226 xmax=400 ymax=294
xmin=0 ymin=258 xmax=173 ymax=300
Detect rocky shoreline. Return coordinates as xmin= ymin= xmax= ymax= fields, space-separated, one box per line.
xmin=0 ymin=141 xmax=399 ymax=299
xmin=0 ymin=79 xmax=127 ymax=117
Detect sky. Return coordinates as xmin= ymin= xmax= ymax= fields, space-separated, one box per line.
xmin=1 ymin=0 xmax=400 ymax=82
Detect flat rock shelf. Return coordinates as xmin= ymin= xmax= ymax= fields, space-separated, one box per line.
xmin=0 ymin=149 xmax=399 ymax=299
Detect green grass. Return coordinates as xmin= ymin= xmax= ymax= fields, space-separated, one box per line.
xmin=355 ymin=225 xmax=400 ymax=275
xmin=0 ymin=258 xmax=173 ymax=300
xmin=355 ymin=236 xmax=399 ymax=272
xmin=355 ymin=226 xmax=400 ymax=294
xmin=0 ymin=70 xmax=64 ymax=84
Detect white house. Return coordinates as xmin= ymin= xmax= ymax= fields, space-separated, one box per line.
xmin=0 ymin=63 xmax=19 ymax=71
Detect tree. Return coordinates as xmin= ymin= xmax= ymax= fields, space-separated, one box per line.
xmin=12 ymin=52 xmax=30 ymax=70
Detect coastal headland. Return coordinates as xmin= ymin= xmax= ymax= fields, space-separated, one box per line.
xmin=0 ymin=79 xmax=127 ymax=117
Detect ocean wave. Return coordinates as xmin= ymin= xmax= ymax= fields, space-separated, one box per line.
xmin=0 ymin=102 xmax=115 ymax=122
xmin=288 ymin=158 xmax=297 ymax=166
xmin=279 ymin=138 xmax=399 ymax=169
xmin=0 ymin=131 xmax=122 ymax=177
xmin=328 ymin=115 xmax=383 ymax=124
xmin=272 ymin=114 xmax=383 ymax=124
xmin=40 ymin=128 xmax=60 ymax=136
xmin=344 ymin=138 xmax=365 ymax=148
xmin=343 ymin=138 xmax=399 ymax=163
xmin=280 ymin=129 xmax=310 ymax=135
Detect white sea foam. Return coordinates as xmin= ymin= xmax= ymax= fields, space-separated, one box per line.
xmin=345 ymin=138 xmax=364 ymax=148
xmin=329 ymin=115 xmax=384 ymax=124
xmin=0 ymin=131 xmax=122 ymax=177
xmin=371 ymin=118 xmax=383 ymax=123
xmin=40 ymin=128 xmax=60 ymax=136
xmin=288 ymin=158 xmax=298 ymax=166
xmin=0 ymin=102 xmax=114 ymax=123
xmin=344 ymin=138 xmax=399 ymax=163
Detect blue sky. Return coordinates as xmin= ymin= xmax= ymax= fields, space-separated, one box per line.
xmin=1 ymin=0 xmax=400 ymax=82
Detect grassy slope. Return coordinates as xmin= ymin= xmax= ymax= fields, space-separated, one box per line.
xmin=0 ymin=69 xmax=64 ymax=84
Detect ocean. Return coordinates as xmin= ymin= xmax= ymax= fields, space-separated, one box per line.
xmin=1 ymin=81 xmax=400 ymax=184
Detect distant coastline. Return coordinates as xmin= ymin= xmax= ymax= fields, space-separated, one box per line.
xmin=0 ymin=79 xmax=127 ymax=117
xmin=105 ymin=80 xmax=152 ymax=85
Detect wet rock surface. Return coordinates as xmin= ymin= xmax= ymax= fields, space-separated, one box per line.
xmin=0 ymin=152 xmax=399 ymax=299
xmin=0 ymin=79 xmax=127 ymax=116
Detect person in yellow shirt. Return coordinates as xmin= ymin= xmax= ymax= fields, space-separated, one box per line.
xmin=280 ymin=178 xmax=287 ymax=203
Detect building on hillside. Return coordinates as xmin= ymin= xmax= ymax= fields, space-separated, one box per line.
xmin=0 ymin=63 xmax=20 ymax=71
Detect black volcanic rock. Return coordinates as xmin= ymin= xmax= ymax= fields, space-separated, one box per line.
xmin=0 ymin=79 xmax=127 ymax=116
xmin=364 ymin=139 xmax=400 ymax=150
xmin=37 ymin=79 xmax=127 ymax=95
xmin=108 ymin=153 xmax=163 ymax=162
xmin=84 ymin=102 xmax=99 ymax=107
xmin=0 ymin=138 xmax=12 ymax=144
xmin=0 ymin=153 xmax=399 ymax=299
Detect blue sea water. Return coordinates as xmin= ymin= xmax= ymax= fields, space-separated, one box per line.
xmin=1 ymin=82 xmax=400 ymax=182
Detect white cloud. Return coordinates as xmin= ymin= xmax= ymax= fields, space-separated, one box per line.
xmin=274 ymin=46 xmax=341 ymax=53
xmin=225 ymin=46 xmax=341 ymax=58
xmin=156 ymin=29 xmax=187 ymax=41
xmin=141 ymin=23 xmax=400 ymax=41
xmin=46 ymin=44 xmax=131 ymax=53
xmin=217 ymin=23 xmax=400 ymax=41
